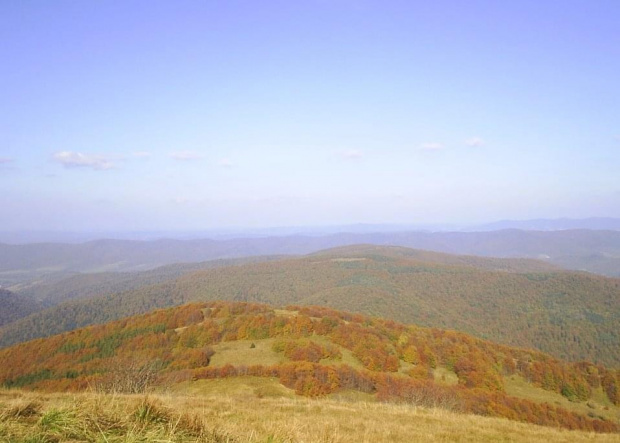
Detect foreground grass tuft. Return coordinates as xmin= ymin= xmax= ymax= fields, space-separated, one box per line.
xmin=0 ymin=390 xmax=235 ymax=442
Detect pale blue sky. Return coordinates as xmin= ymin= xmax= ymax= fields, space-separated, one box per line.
xmin=1 ymin=1 xmax=619 ymax=231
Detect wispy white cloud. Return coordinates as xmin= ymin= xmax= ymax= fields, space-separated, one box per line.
xmin=0 ymin=157 xmax=13 ymax=164
xmin=133 ymin=151 xmax=151 ymax=158
xmin=52 ymin=151 xmax=116 ymax=170
xmin=341 ymin=149 xmax=364 ymax=160
xmin=170 ymin=150 xmax=203 ymax=161
xmin=419 ymin=142 xmax=444 ymax=151
xmin=218 ymin=158 xmax=234 ymax=168
xmin=465 ymin=137 xmax=485 ymax=147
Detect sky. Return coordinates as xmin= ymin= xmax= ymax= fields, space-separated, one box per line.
xmin=1 ymin=0 xmax=619 ymax=232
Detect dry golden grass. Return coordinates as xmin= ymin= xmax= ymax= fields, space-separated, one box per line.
xmin=1 ymin=386 xmax=619 ymax=442
xmin=209 ymin=339 xmax=285 ymax=367
xmin=0 ymin=389 xmax=233 ymax=442
xmin=209 ymin=337 xmax=365 ymax=371
xmin=433 ymin=367 xmax=460 ymax=386
xmin=166 ymin=377 xmax=296 ymax=399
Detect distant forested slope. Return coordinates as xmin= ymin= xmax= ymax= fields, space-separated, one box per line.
xmin=2 ymin=229 xmax=620 ymax=284
xmin=14 ymin=255 xmax=288 ymax=306
xmin=0 ymin=289 xmax=41 ymax=327
xmin=2 ymin=245 xmax=618 ymax=366
xmin=0 ymin=255 xmax=287 ymax=329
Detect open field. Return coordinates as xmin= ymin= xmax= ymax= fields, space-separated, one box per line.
xmin=1 ymin=386 xmax=619 ymax=443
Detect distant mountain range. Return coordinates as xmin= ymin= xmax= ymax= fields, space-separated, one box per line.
xmin=472 ymin=217 xmax=620 ymax=232
xmin=1 ymin=217 xmax=619 ymax=244
xmin=2 ymin=228 xmax=620 ymax=288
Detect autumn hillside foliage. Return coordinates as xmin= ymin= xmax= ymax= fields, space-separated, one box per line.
xmin=2 ymin=246 xmax=619 ymax=368
xmin=0 ymin=301 xmax=618 ymax=434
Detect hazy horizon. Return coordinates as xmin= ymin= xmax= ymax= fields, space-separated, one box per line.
xmin=2 ymin=1 xmax=619 ymax=231
xmin=2 ymin=216 xmax=620 ymax=245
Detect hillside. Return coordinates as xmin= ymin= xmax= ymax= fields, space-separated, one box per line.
xmin=11 ymin=255 xmax=288 ymax=305
xmin=1 ymin=246 xmax=618 ymax=366
xmin=2 ymin=229 xmax=620 ymax=285
xmin=0 ymin=289 xmax=41 ymax=328
xmin=0 ymin=255 xmax=287 ymax=329
xmin=4 ymin=390 xmax=620 ymax=443
xmin=310 ymin=244 xmax=562 ymax=272
xmin=2 ymin=390 xmax=619 ymax=443
xmin=1 ymin=301 xmax=619 ymax=434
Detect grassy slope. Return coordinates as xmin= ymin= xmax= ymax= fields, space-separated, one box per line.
xmin=505 ymin=375 xmax=620 ymax=424
xmin=2 ymin=388 xmax=620 ymax=443
xmin=1 ymin=301 xmax=618 ymax=434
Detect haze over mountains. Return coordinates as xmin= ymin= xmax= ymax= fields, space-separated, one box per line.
xmin=4 ymin=1 xmax=620 ymax=439
xmin=2 ymin=223 xmax=620 ymax=289
xmin=2 ymin=217 xmax=620 ymax=244
xmin=472 ymin=217 xmax=620 ymax=232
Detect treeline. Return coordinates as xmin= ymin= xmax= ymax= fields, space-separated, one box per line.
xmin=2 ymin=250 xmax=618 ymax=366
xmin=0 ymin=301 xmax=618 ymax=432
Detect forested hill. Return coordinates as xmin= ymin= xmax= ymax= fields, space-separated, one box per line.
xmin=14 ymin=255 xmax=289 ymax=306
xmin=1 ymin=301 xmax=618 ymax=433
xmin=0 ymin=256 xmax=288 ymax=331
xmin=2 ymin=229 xmax=620 ymax=282
xmin=309 ymin=245 xmax=562 ymax=272
xmin=0 ymin=289 xmax=41 ymax=327
xmin=2 ymin=245 xmax=618 ymax=366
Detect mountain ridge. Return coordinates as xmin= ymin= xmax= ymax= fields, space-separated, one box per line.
xmin=2 ymin=245 xmax=618 ymax=366
xmin=2 ymin=229 xmax=620 ymax=285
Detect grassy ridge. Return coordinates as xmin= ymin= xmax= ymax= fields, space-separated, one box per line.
xmin=0 ymin=301 xmax=618 ymax=433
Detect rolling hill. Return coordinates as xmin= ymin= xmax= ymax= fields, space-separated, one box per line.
xmin=2 ymin=245 xmax=618 ymax=367
xmin=12 ymin=255 xmax=288 ymax=305
xmin=0 ymin=255 xmax=288 ymax=328
xmin=1 ymin=301 xmax=618 ymax=434
xmin=2 ymin=229 xmax=620 ymax=287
